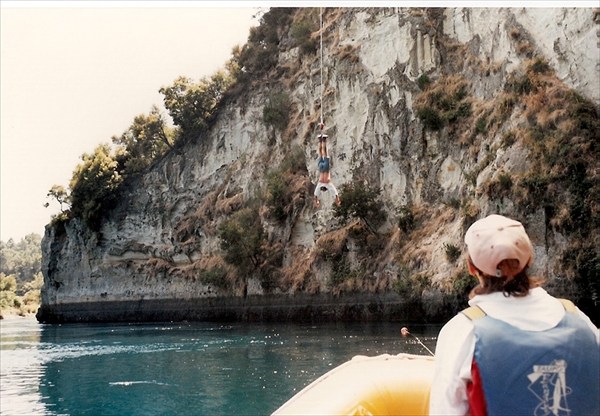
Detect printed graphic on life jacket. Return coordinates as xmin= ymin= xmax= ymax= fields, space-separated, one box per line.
xmin=527 ymin=359 xmax=572 ymax=416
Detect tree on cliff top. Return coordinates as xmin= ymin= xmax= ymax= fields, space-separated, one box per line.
xmin=46 ymin=9 xmax=295 ymax=230
xmin=51 ymin=106 xmax=175 ymax=229
xmin=69 ymin=144 xmax=122 ymax=231
xmin=112 ymin=105 xmax=175 ymax=174
xmin=235 ymin=8 xmax=294 ymax=83
xmin=159 ymin=70 xmax=235 ymax=143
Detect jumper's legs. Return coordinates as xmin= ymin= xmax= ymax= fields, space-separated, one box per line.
xmin=318 ymin=134 xmax=328 ymax=158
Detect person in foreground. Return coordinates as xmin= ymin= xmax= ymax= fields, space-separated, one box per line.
xmin=313 ymin=126 xmax=341 ymax=209
xmin=429 ymin=214 xmax=599 ymax=416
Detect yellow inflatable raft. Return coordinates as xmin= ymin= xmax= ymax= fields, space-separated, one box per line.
xmin=272 ymin=353 xmax=434 ymax=416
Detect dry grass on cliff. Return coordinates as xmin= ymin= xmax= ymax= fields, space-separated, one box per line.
xmin=414 ymin=74 xmax=475 ymax=137
xmin=336 ymin=44 xmax=361 ymax=63
xmin=173 ymin=188 xmax=221 ymax=242
xmin=506 ymin=59 xmax=599 ymax=179
xmin=396 ymin=205 xmax=458 ymax=270
xmin=193 ymin=256 xmax=235 ymax=279
xmin=287 ymin=172 xmax=311 ymax=205
xmin=520 ymin=70 xmax=584 ymax=139
xmin=458 ymin=100 xmax=494 ymax=145
xmin=189 ymin=255 xmax=226 ymax=272
xmin=415 ymin=74 xmax=470 ymax=105
xmin=146 ymin=257 xmax=172 ymax=272
xmin=174 ymin=184 xmax=248 ymax=244
xmin=279 ymin=246 xmax=319 ymax=293
xmin=215 ymin=192 xmax=245 ymax=217
xmin=315 ymin=227 xmax=349 ymax=260
xmin=166 ymin=256 xmax=238 ymax=292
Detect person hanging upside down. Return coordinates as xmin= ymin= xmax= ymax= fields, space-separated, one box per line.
xmin=313 ymin=128 xmax=341 ymax=208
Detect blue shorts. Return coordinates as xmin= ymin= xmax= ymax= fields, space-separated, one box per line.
xmin=318 ymin=157 xmax=330 ymax=172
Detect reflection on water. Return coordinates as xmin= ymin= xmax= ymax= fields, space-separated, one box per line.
xmin=1 ymin=318 xmax=45 ymax=416
xmin=1 ymin=317 xmax=440 ymax=415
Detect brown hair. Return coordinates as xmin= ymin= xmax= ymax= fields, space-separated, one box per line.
xmin=469 ymin=258 xmax=543 ymax=298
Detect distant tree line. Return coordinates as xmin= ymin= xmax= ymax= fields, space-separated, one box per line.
xmin=0 ymin=234 xmax=43 ymax=316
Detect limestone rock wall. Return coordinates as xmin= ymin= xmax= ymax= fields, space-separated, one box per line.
xmin=39 ymin=7 xmax=600 ymax=322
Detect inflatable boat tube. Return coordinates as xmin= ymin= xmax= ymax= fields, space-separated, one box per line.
xmin=272 ymin=353 xmax=434 ymax=416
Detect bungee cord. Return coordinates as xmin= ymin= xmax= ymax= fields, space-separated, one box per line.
xmin=313 ymin=7 xmax=341 ymax=209
xmin=319 ymin=7 xmax=324 ymax=130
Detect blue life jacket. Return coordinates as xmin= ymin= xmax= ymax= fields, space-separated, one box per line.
xmin=462 ymin=299 xmax=599 ymax=416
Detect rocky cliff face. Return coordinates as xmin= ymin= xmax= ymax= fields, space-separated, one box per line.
xmin=38 ymin=7 xmax=599 ymax=323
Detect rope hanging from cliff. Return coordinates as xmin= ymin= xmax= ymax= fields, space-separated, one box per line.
xmin=319 ymin=7 xmax=324 ymax=130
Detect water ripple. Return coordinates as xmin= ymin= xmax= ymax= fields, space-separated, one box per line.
xmin=109 ymin=380 xmax=172 ymax=387
xmin=1 ymin=318 xmax=441 ymax=416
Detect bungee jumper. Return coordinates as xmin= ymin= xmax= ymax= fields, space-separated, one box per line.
xmin=313 ymin=123 xmax=341 ymax=209
xmin=312 ymin=8 xmax=341 ymax=209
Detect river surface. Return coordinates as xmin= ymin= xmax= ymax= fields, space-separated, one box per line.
xmin=1 ymin=316 xmax=440 ymax=415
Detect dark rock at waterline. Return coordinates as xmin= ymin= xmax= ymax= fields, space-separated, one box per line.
xmin=36 ymin=293 xmax=450 ymax=324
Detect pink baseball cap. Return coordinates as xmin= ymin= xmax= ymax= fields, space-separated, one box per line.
xmin=464 ymin=214 xmax=534 ymax=277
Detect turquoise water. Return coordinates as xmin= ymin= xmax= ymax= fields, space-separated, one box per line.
xmin=1 ymin=317 xmax=440 ymax=415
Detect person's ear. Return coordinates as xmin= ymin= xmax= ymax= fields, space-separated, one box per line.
xmin=467 ymin=257 xmax=478 ymax=277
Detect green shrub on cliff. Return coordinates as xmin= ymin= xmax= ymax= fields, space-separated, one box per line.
xmin=199 ymin=267 xmax=229 ymax=290
xmin=218 ymin=206 xmax=287 ymax=293
xmin=218 ymin=207 xmax=265 ymax=274
xmin=48 ymin=106 xmax=177 ymax=229
xmin=266 ymin=173 xmax=288 ymax=221
xmin=263 ymin=91 xmax=291 ymax=131
xmin=395 ymin=270 xmax=430 ymax=301
xmin=265 ymin=145 xmax=308 ymax=222
xmin=443 ymin=243 xmax=461 ymax=263
xmin=290 ymin=10 xmax=319 ymax=55
xmin=235 ymin=8 xmax=294 ymax=83
xmin=397 ymin=206 xmax=415 ymax=233
xmin=69 ymin=144 xmax=122 ymax=231
xmin=112 ymin=105 xmax=175 ymax=174
xmin=416 ymin=107 xmax=444 ymax=131
xmin=160 ymin=71 xmax=235 ymax=143
xmin=414 ymin=75 xmax=472 ymax=131
xmin=334 ymin=182 xmax=387 ymax=232
xmin=441 ymin=271 xmax=477 ymax=311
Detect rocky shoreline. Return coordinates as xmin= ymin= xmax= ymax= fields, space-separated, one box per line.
xmin=35 ymin=293 xmax=449 ymax=324
xmin=0 ymin=308 xmax=38 ymax=320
